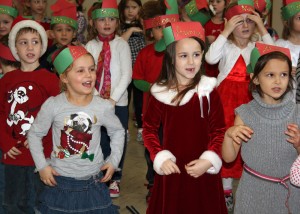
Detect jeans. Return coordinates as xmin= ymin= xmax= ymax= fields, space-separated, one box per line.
xmin=3 ymin=165 xmax=42 ymax=214
xmin=100 ymin=105 xmax=128 ymax=181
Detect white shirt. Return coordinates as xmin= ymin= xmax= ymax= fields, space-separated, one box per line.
xmin=86 ymin=36 xmax=132 ymax=106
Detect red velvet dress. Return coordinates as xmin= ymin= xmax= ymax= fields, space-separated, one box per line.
xmin=143 ymin=84 xmax=227 ymax=214
xmin=217 ymin=55 xmax=252 ymax=178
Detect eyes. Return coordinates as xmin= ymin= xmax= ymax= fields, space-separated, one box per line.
xmin=265 ymin=72 xmax=289 ymax=78
xmin=178 ymin=52 xmax=203 ymax=59
xmin=97 ymin=17 xmax=117 ymax=22
xmin=54 ymin=27 xmax=74 ymax=33
xmin=17 ymin=39 xmax=40 ymax=46
xmin=76 ymin=66 xmax=96 ymax=73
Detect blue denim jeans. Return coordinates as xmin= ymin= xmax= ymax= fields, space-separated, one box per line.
xmin=3 ymin=165 xmax=42 ymax=214
xmin=38 ymin=173 xmax=119 ymax=213
xmin=0 ymin=151 xmax=4 ymax=214
xmin=100 ymin=105 xmax=128 ymax=181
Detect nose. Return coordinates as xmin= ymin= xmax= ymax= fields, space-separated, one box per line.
xmin=274 ymin=75 xmax=281 ymax=84
xmin=242 ymin=20 xmax=248 ymax=27
xmin=188 ymin=55 xmax=194 ymax=65
xmin=27 ymin=42 xmax=34 ymax=50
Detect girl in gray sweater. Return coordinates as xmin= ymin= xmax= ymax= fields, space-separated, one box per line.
xmin=28 ymin=45 xmax=124 ymax=213
xmin=222 ymin=43 xmax=300 ymax=214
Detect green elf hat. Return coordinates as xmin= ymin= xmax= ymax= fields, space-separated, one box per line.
xmin=155 ymin=21 xmax=205 ymax=52
xmin=185 ymin=0 xmax=211 ymax=26
xmin=253 ymin=0 xmax=272 ymax=13
xmin=225 ymin=0 xmax=254 ymax=20
xmin=92 ymin=0 xmax=119 ymax=20
xmin=0 ymin=0 xmax=18 ymax=18
xmin=143 ymin=0 xmax=179 ymax=30
xmin=50 ymin=0 xmax=78 ymax=30
xmin=281 ymin=0 xmax=300 ymax=21
xmin=247 ymin=43 xmax=291 ymax=73
xmin=52 ymin=45 xmax=88 ymax=75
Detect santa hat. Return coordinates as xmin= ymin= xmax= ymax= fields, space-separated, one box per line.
xmin=0 ymin=43 xmax=17 ymax=62
xmin=247 ymin=43 xmax=291 ymax=73
xmin=0 ymin=0 xmax=18 ymax=18
xmin=185 ymin=0 xmax=211 ymax=26
xmin=50 ymin=0 xmax=78 ymax=29
xmin=155 ymin=21 xmax=205 ymax=52
xmin=281 ymin=0 xmax=300 ymax=21
xmin=8 ymin=16 xmax=48 ymax=61
xmin=91 ymin=0 xmax=119 ymax=20
xmin=253 ymin=0 xmax=272 ymax=13
xmin=225 ymin=0 xmax=254 ymax=20
xmin=52 ymin=45 xmax=88 ymax=75
xmin=143 ymin=0 xmax=179 ymax=30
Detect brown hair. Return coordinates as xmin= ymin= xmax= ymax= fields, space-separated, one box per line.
xmin=118 ymin=0 xmax=143 ymax=23
xmin=156 ymin=37 xmax=206 ymax=105
xmin=249 ymin=51 xmax=293 ymax=99
xmin=15 ymin=27 xmax=41 ymax=43
xmin=282 ymin=15 xmax=294 ymax=40
xmin=141 ymin=0 xmax=166 ymax=41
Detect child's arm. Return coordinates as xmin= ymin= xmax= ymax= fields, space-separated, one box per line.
xmin=222 ymin=115 xmax=253 ymax=163
xmin=110 ymin=40 xmax=132 ymax=104
xmin=248 ymin=11 xmax=274 ymax=45
xmin=101 ymin=101 xmax=125 ymax=170
xmin=121 ymin=27 xmax=143 ymax=41
xmin=205 ymin=16 xmax=242 ymax=65
xmin=27 ymin=97 xmax=57 ymax=180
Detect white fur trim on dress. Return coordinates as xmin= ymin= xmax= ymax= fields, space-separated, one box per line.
xmin=151 ymin=76 xmax=217 ymax=117
xmin=199 ymin=150 xmax=222 ymax=174
xmin=9 ymin=20 xmax=48 ymax=61
xmin=153 ymin=150 xmax=176 ymax=175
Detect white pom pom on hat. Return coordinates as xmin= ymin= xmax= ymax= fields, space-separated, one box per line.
xmin=8 ymin=17 xmax=48 ymax=61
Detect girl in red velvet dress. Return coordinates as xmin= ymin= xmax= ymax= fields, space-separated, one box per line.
xmin=205 ymin=0 xmax=274 ymax=211
xmin=143 ymin=21 xmax=227 ymax=214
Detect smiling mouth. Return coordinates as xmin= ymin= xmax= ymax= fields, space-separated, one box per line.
xmin=27 ymin=53 xmax=35 ymax=58
xmin=82 ymin=81 xmax=92 ymax=87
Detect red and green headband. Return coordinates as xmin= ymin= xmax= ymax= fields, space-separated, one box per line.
xmin=0 ymin=0 xmax=18 ymax=18
xmin=247 ymin=43 xmax=291 ymax=73
xmin=281 ymin=0 xmax=300 ymax=21
xmin=225 ymin=0 xmax=254 ymax=20
xmin=155 ymin=21 xmax=205 ymax=52
xmin=184 ymin=0 xmax=211 ymax=26
xmin=92 ymin=0 xmax=119 ymax=19
xmin=53 ymin=46 xmax=89 ymax=75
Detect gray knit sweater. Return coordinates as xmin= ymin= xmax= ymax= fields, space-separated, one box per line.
xmin=234 ymin=92 xmax=300 ymax=214
xmin=28 ymin=93 xmax=125 ymax=179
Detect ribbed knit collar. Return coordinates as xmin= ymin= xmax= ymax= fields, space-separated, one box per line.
xmin=251 ymin=92 xmax=295 ymax=120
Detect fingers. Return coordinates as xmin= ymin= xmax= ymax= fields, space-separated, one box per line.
xmin=7 ymin=147 xmax=22 ymax=159
xmin=161 ymin=160 xmax=181 ymax=175
xmin=41 ymin=175 xmax=57 ymax=186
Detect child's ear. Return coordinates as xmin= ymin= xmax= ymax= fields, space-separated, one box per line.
xmin=48 ymin=30 xmax=55 ymax=40
xmin=89 ymin=19 xmax=93 ymax=27
xmin=60 ymin=73 xmax=68 ymax=84
xmin=251 ymin=74 xmax=259 ymax=85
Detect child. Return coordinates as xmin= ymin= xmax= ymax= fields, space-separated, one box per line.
xmin=118 ymin=0 xmax=145 ymax=142
xmin=222 ymin=43 xmax=300 ymax=213
xmin=253 ymin=0 xmax=278 ymax=42
xmin=0 ymin=18 xmax=59 ymax=213
xmin=0 ymin=0 xmax=18 ymax=40
xmin=40 ymin=0 xmax=77 ymax=72
xmin=85 ymin=0 xmax=132 ymax=198
xmin=143 ymin=21 xmax=227 ymax=214
xmin=205 ymin=0 xmax=274 ymax=210
xmin=276 ymin=0 xmax=300 ymax=102
xmin=204 ymin=0 xmax=228 ymax=78
xmin=133 ymin=0 xmax=179 ymax=202
xmin=0 ymin=38 xmax=20 ymax=214
xmin=205 ymin=0 xmax=227 ymax=44
xmin=28 ymin=45 xmax=124 ymax=213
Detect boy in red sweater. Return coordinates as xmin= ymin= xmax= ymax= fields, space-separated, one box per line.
xmin=0 ymin=18 xmax=59 ymax=213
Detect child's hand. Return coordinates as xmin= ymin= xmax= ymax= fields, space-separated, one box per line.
xmin=161 ymin=159 xmax=181 ymax=175
xmin=100 ymin=163 xmax=115 ymax=183
xmin=247 ymin=10 xmax=266 ymax=35
xmin=185 ymin=159 xmax=211 ymax=178
xmin=226 ymin=125 xmax=253 ymax=145
xmin=24 ymin=140 xmax=29 ymax=149
xmin=129 ymin=27 xmax=143 ymax=34
xmin=222 ymin=15 xmax=244 ymax=38
xmin=285 ymin=123 xmax=300 ymax=149
xmin=5 ymin=142 xmax=23 ymax=159
xmin=39 ymin=166 xmax=59 ymax=187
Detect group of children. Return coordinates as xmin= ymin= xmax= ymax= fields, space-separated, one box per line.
xmin=0 ymin=0 xmax=300 ymax=213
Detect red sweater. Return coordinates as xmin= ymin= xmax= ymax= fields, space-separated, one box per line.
xmin=0 ymin=68 xmax=60 ymax=166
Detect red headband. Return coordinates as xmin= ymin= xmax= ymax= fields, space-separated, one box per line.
xmin=225 ymin=5 xmax=254 ymax=20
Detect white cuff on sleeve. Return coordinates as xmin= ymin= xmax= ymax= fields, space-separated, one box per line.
xmin=153 ymin=150 xmax=176 ymax=175
xmin=199 ymin=150 xmax=222 ymax=174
